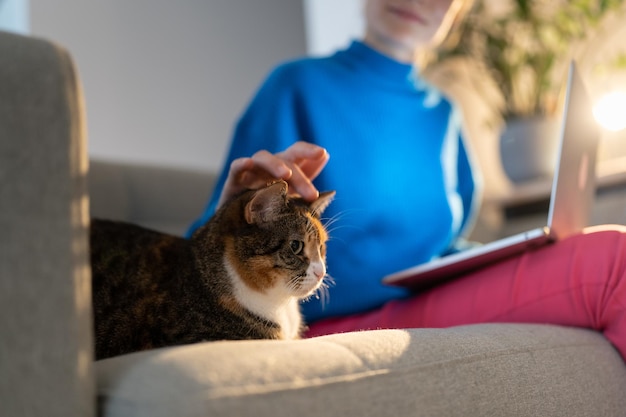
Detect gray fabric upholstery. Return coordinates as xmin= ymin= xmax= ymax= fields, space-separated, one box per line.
xmin=89 ymin=159 xmax=214 ymax=236
xmin=0 ymin=31 xmax=94 ymax=416
xmin=97 ymin=324 xmax=626 ymax=417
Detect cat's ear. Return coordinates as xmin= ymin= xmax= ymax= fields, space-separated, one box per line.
xmin=244 ymin=181 xmax=288 ymax=224
xmin=310 ymin=190 xmax=335 ymax=217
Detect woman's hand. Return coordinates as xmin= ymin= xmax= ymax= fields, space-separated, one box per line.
xmin=217 ymin=141 xmax=330 ymax=208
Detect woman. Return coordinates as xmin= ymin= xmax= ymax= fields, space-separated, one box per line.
xmin=189 ymin=0 xmax=626 ymax=360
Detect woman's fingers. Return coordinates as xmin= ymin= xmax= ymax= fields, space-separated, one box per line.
xmin=279 ymin=141 xmax=329 ymax=178
xmin=250 ymin=150 xmax=293 ymax=180
xmin=277 ymin=142 xmax=329 ymax=200
xmin=218 ymin=142 xmax=330 ymax=208
xmin=217 ymin=158 xmax=255 ymax=207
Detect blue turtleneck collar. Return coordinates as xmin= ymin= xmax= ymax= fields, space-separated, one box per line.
xmin=335 ymin=40 xmax=417 ymax=85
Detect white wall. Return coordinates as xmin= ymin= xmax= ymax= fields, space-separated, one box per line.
xmin=0 ymin=0 xmax=29 ymax=33
xmin=303 ymin=0 xmax=364 ymax=56
xmin=29 ymin=0 xmax=307 ymax=172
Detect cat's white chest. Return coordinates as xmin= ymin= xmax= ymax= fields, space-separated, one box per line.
xmin=275 ymin=299 xmax=302 ymax=340
xmin=225 ymin=258 xmax=302 ymax=339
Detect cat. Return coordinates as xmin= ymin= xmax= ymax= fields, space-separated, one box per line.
xmin=90 ymin=180 xmax=335 ymax=360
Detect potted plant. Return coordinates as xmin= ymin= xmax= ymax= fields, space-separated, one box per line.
xmin=421 ymin=0 xmax=625 ymax=182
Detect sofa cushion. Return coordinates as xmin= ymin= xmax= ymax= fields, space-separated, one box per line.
xmin=96 ymin=323 xmax=626 ymax=417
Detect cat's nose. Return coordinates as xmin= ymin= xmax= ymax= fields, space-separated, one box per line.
xmin=311 ymin=262 xmax=326 ymax=281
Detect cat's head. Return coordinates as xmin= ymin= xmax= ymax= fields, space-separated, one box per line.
xmin=221 ymin=180 xmax=335 ymax=301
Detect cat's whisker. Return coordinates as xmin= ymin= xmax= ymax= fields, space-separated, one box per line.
xmin=320 ymin=208 xmax=364 ymax=227
xmin=322 ymin=274 xmax=336 ymax=287
xmin=324 ymin=209 xmax=372 ymax=237
xmin=305 ymin=274 xmax=334 ymax=308
xmin=305 ymin=222 xmax=317 ymax=237
xmin=289 ymin=277 xmax=303 ymax=292
xmin=326 ymin=234 xmax=347 ymax=245
xmin=320 ymin=212 xmax=345 ymax=230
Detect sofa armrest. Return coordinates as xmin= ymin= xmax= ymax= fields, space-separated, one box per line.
xmin=0 ymin=30 xmax=94 ymax=417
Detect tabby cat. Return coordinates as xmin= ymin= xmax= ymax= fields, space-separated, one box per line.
xmin=91 ymin=181 xmax=335 ymax=360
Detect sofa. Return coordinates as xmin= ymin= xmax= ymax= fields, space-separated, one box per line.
xmin=3 ymin=30 xmax=626 ymax=417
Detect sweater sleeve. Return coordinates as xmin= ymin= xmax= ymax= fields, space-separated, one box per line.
xmin=186 ymin=65 xmax=303 ymax=236
xmin=440 ymin=132 xmax=480 ymax=255
xmin=457 ymin=133 xmax=478 ymax=235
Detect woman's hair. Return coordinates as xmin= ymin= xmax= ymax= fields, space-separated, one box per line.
xmin=415 ymin=0 xmax=476 ymax=68
xmin=432 ymin=0 xmax=475 ymax=48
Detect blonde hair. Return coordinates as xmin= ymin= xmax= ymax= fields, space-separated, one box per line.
xmin=431 ymin=0 xmax=474 ymax=47
xmin=415 ymin=0 xmax=475 ymax=67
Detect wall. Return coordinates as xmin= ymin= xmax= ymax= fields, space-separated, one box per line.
xmin=29 ymin=0 xmax=307 ymax=172
xmin=303 ymin=0 xmax=363 ymax=56
xmin=0 ymin=0 xmax=29 ymax=33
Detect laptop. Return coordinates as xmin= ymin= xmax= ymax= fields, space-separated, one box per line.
xmin=383 ymin=61 xmax=601 ymax=291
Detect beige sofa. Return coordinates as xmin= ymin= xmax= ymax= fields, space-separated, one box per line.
xmin=3 ymin=30 xmax=626 ymax=417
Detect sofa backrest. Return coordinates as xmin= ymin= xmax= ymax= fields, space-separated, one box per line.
xmin=89 ymin=159 xmax=216 ymax=236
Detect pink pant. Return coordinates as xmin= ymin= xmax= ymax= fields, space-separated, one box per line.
xmin=306 ymin=225 xmax=626 ymax=360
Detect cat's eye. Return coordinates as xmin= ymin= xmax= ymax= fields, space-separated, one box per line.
xmin=290 ymin=240 xmax=304 ymax=255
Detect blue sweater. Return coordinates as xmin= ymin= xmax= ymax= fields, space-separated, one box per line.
xmin=188 ymin=41 xmax=479 ymax=322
